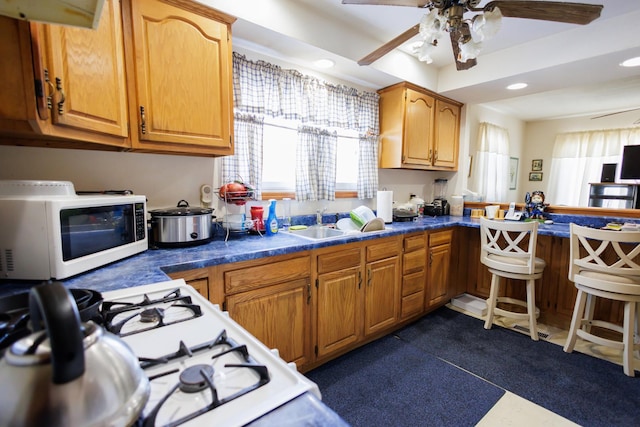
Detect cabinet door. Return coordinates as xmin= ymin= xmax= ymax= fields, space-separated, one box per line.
xmin=125 ymin=0 xmax=233 ymax=155
xmin=44 ymin=0 xmax=128 ymax=140
xmin=365 ymin=256 xmax=400 ymax=336
xmin=316 ymin=266 xmax=362 ymax=359
xmin=433 ymin=99 xmax=460 ymax=169
xmin=403 ymin=88 xmax=435 ymax=167
xmin=226 ymin=278 xmax=310 ymax=368
xmin=427 ymin=231 xmax=453 ymax=308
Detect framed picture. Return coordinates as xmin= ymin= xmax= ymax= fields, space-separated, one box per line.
xmin=531 ymin=159 xmax=543 ymax=171
xmin=529 ymin=172 xmax=543 ymax=181
xmin=509 ymin=157 xmax=518 ymax=190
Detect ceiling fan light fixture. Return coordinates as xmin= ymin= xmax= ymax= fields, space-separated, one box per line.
xmin=470 ymin=7 xmax=502 ymax=43
xmin=458 ymin=39 xmax=482 ymax=62
xmin=414 ymin=40 xmax=437 ymax=64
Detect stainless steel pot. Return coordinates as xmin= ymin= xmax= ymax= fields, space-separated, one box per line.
xmin=150 ymin=199 xmax=215 ymax=247
xmin=0 ymin=282 xmax=149 ymax=426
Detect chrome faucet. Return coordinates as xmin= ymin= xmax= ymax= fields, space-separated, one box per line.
xmin=316 ymin=208 xmax=326 ymax=226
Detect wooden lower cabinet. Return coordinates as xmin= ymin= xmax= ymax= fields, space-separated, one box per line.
xmin=364 ymin=238 xmax=401 ymax=336
xmin=168 ymin=267 xmax=212 ymax=301
xmin=426 ymin=229 xmax=453 ymax=309
xmin=221 ymin=253 xmax=312 ymax=369
xmin=314 ymin=237 xmax=401 ymax=361
xmin=226 ymin=279 xmax=309 ymax=368
xmin=401 ymin=232 xmax=427 ymax=319
xmin=315 ymin=245 xmax=363 ymax=359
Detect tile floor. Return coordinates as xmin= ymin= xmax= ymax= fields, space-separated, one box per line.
xmin=447 ymin=301 xmax=638 ymax=426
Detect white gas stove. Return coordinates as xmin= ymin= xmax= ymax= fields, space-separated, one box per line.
xmin=101 ymin=279 xmax=321 ymax=427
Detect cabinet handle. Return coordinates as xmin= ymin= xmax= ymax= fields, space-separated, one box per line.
xmin=428 ymin=149 xmax=433 ymax=163
xmin=44 ymin=69 xmax=54 ymax=110
xmin=429 ymin=253 xmax=433 ymax=267
xmin=367 ymin=268 xmax=372 ymax=287
xmin=306 ymin=282 xmax=311 ymax=304
xmin=140 ymin=106 xmax=146 ymax=134
xmin=55 ymin=77 xmax=65 ymax=115
xmin=358 ymin=271 xmax=362 ymax=289
xmin=433 ymin=150 xmax=438 ymax=162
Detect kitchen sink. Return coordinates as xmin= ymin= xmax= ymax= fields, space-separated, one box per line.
xmin=286 ymin=226 xmax=348 ymax=240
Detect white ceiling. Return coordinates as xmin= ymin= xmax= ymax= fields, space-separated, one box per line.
xmin=203 ymin=0 xmax=640 ymax=122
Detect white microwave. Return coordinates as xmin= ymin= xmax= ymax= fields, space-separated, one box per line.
xmin=0 ymin=180 xmax=147 ymax=280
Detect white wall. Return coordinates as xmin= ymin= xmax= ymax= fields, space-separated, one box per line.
xmin=523 ymin=109 xmax=639 ymax=203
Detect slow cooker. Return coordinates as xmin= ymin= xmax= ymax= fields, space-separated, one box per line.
xmin=149 ymin=200 xmax=215 ymax=247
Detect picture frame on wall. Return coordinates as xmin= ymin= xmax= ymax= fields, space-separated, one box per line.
xmin=532 ymin=159 xmax=543 ymax=171
xmin=529 ymin=172 xmax=543 ymax=181
xmin=509 ymin=157 xmax=518 ymax=190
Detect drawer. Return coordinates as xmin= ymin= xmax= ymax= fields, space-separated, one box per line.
xmin=403 ymin=248 xmax=426 ymax=275
xmin=402 ymin=270 xmax=425 ymax=296
xmin=429 ymin=229 xmax=453 ymax=247
xmin=403 ymin=233 xmax=426 ymax=252
xmin=366 ymin=237 xmax=400 ymax=262
xmin=401 ymin=292 xmax=424 ymax=319
xmin=225 ymin=256 xmax=310 ymax=293
xmin=317 ymin=247 xmax=361 ymax=274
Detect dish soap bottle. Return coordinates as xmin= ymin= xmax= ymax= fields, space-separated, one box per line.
xmin=266 ymin=199 xmax=278 ymax=235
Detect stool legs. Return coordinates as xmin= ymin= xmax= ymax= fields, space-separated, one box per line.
xmin=484 ymin=274 xmax=500 ymax=330
xmin=563 ymin=289 xmax=587 ymax=353
xmin=623 ymin=301 xmax=636 ymax=377
xmin=526 ymin=278 xmax=539 ymax=341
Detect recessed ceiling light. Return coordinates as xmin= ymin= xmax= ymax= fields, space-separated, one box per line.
xmin=314 ymin=59 xmax=335 ymax=69
xmin=620 ymin=57 xmax=640 ymax=67
xmin=506 ymin=83 xmax=528 ymax=90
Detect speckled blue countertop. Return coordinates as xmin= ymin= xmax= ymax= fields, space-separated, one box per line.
xmin=2 ymin=211 xmax=637 ymax=426
xmin=2 ymin=212 xmax=638 ymax=296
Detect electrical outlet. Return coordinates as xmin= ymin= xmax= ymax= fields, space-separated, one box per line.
xmin=200 ymin=184 xmax=213 ymax=204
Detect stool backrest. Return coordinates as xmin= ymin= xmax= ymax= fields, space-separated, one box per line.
xmin=569 ymin=223 xmax=640 ymax=285
xmin=480 ymin=217 xmax=539 ymax=275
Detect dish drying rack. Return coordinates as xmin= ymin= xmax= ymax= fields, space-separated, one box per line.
xmin=216 ymin=181 xmax=261 ymax=241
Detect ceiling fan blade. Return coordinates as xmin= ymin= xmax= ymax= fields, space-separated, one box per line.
xmin=449 ymin=28 xmax=477 ymax=71
xmin=342 ymin=0 xmax=429 ymax=7
xmin=591 ymin=107 xmax=640 ymax=120
xmin=358 ymin=24 xmax=420 ymax=65
xmin=484 ymin=1 xmax=603 ymax=25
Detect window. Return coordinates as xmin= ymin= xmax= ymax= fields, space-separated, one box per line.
xmin=261 ymin=117 xmax=358 ymax=192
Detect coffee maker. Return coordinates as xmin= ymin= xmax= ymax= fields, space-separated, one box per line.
xmin=432 ymin=178 xmax=450 ymax=216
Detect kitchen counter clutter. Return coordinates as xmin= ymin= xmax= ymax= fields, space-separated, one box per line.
xmin=0 ymin=212 xmax=635 ymax=296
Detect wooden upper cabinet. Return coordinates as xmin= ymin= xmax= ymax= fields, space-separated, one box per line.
xmin=43 ymin=0 xmax=129 ymax=140
xmin=403 ymin=88 xmax=435 ymax=167
xmin=123 ymin=0 xmax=234 ymax=155
xmin=378 ymin=81 xmax=462 ymax=171
xmin=0 ymin=1 xmax=129 ymax=149
xmin=433 ymin=99 xmax=460 ymax=169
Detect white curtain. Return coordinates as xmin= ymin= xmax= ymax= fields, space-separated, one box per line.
xmin=547 ymin=128 xmax=640 ymax=206
xmin=222 ymin=114 xmax=264 ymax=200
xmin=295 ymin=127 xmax=338 ymax=201
xmin=471 ymin=122 xmax=510 ymax=202
xmin=232 ymin=53 xmax=379 ymax=200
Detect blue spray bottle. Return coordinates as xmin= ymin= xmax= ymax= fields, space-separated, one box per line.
xmin=266 ymin=199 xmax=278 ymax=235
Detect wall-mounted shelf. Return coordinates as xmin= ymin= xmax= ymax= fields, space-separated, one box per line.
xmin=588 ymin=183 xmax=639 ymax=209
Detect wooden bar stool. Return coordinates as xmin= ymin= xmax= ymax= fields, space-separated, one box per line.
xmin=563 ymin=223 xmax=640 ymax=377
xmin=480 ymin=217 xmax=546 ymax=340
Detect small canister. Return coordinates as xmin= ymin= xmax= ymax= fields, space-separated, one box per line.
xmin=450 ymin=195 xmax=463 ymax=217
xmin=250 ymin=205 xmax=265 ymax=232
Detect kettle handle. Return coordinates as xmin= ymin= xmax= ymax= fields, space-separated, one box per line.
xmin=29 ymin=282 xmax=85 ymax=384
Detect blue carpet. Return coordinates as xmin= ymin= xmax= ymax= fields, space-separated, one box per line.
xmin=394 ymin=307 xmax=640 ymax=427
xmin=305 ymin=332 xmax=505 ymax=426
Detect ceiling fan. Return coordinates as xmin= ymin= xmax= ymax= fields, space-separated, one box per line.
xmin=343 ymin=0 xmax=603 ymax=70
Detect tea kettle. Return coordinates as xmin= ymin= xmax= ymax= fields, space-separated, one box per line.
xmin=0 ymin=282 xmax=149 ymax=426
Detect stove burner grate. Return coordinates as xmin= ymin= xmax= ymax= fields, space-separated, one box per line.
xmin=101 ymin=289 xmax=202 ymax=337
xmin=139 ymin=329 xmax=270 ymax=427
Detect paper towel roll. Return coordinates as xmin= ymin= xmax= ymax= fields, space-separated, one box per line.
xmin=377 ymin=191 xmax=393 ymax=223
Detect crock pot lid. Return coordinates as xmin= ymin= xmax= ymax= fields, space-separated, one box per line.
xmin=150 ymin=206 xmax=213 ymax=216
